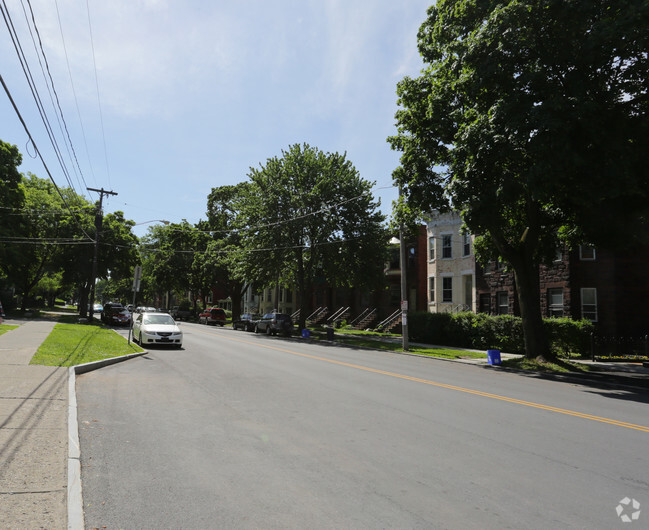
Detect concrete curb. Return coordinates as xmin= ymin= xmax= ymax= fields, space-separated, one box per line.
xmin=67 ymin=351 xmax=147 ymax=529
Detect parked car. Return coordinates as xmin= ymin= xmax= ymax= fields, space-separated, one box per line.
xmin=101 ymin=303 xmax=125 ymax=324
xmin=156 ymin=307 xmax=170 ymax=313
xmin=198 ymin=307 xmax=226 ymax=326
xmin=171 ymin=306 xmax=193 ymax=320
xmin=232 ymin=313 xmax=260 ymax=331
xmin=255 ymin=313 xmax=294 ymax=336
xmin=101 ymin=303 xmax=131 ymax=326
xmin=92 ymin=303 xmax=103 ymax=313
xmin=133 ymin=311 xmax=183 ymax=348
xmin=135 ymin=306 xmax=156 ymax=314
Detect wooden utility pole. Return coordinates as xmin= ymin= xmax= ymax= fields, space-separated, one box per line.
xmin=87 ymin=187 xmax=118 ymax=320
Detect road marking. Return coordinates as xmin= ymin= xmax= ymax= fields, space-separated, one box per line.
xmin=193 ymin=327 xmax=649 ymax=433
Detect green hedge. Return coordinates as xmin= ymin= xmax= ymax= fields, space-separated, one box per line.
xmin=408 ymin=312 xmax=594 ymax=357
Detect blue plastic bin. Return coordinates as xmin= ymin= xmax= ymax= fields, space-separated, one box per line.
xmin=487 ymin=349 xmax=501 ymax=365
xmin=301 ymin=328 xmax=310 ymax=338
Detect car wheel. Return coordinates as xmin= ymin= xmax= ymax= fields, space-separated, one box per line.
xmin=255 ymin=324 xmax=260 ymax=334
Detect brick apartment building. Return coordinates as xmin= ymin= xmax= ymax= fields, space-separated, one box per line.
xmin=476 ymin=245 xmax=649 ymax=338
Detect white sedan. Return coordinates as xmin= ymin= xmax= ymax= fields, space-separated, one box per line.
xmin=133 ymin=312 xmax=183 ymax=348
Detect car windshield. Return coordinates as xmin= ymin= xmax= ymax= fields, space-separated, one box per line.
xmin=143 ymin=314 xmax=175 ymax=325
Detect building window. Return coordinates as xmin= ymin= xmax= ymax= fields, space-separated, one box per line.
xmin=429 ymin=237 xmax=435 ymax=260
xmin=497 ymin=291 xmax=509 ymax=314
xmin=581 ymin=288 xmax=598 ymax=321
xmin=429 ymin=277 xmax=435 ymax=303
xmin=479 ymin=294 xmax=491 ymax=314
xmin=286 ymin=290 xmax=293 ymax=303
xmin=442 ymin=277 xmax=453 ymax=302
xmin=442 ymin=235 xmax=452 ymax=259
xmin=462 ymin=233 xmax=471 ymax=256
xmin=579 ymin=245 xmax=596 ymax=260
xmin=548 ymin=288 xmax=564 ymax=317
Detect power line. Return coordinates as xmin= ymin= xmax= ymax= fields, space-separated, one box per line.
xmin=0 ymin=72 xmax=95 ymax=241
xmin=85 ymin=0 xmax=110 ymax=187
xmin=54 ymin=0 xmax=98 ymax=189
xmin=21 ymin=0 xmax=89 ymax=192
xmin=0 ymin=0 xmax=79 ymax=195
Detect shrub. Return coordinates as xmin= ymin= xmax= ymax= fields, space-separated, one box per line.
xmin=408 ymin=311 xmax=592 ymax=356
xmin=544 ymin=317 xmax=594 ymax=358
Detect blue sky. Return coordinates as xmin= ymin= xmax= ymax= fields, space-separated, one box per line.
xmin=1 ymin=0 xmax=432 ymax=237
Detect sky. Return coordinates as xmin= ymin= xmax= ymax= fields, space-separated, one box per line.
xmin=1 ymin=0 xmax=432 ymax=237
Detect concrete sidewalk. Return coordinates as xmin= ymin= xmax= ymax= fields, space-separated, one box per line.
xmin=0 ymin=319 xmax=67 ymax=530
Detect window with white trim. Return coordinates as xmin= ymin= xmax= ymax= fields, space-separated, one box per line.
xmin=442 ymin=235 xmax=452 ymax=258
xmin=579 ymin=245 xmax=596 ymax=260
xmin=429 ymin=237 xmax=435 ymax=260
xmin=497 ymin=291 xmax=509 ymax=314
xmin=429 ymin=277 xmax=435 ymax=302
xmin=442 ymin=277 xmax=453 ymax=302
xmin=462 ymin=233 xmax=471 ymax=256
xmin=547 ymin=288 xmax=564 ymax=317
xmin=581 ymin=288 xmax=598 ymax=321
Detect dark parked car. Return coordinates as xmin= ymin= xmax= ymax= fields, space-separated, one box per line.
xmin=255 ymin=313 xmax=293 ymax=336
xmin=232 ymin=313 xmax=260 ymax=331
xmin=101 ymin=303 xmax=131 ymax=326
xmin=198 ymin=307 xmax=226 ymax=326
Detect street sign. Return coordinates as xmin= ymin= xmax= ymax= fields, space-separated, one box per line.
xmin=132 ymin=265 xmax=142 ymax=292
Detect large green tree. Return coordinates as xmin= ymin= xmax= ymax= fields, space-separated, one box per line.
xmin=0 ymin=173 xmax=77 ymax=309
xmin=204 ymin=184 xmax=252 ymax=320
xmin=237 ymin=143 xmax=387 ymax=328
xmin=389 ymin=0 xmax=649 ymax=361
xmin=140 ymin=221 xmax=201 ymax=306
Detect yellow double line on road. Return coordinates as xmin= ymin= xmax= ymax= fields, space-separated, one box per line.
xmin=196 ymin=328 xmax=649 ymax=433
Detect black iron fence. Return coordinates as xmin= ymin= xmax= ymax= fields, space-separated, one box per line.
xmin=590 ymin=333 xmax=649 ymax=361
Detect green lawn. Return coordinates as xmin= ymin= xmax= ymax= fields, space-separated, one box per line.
xmin=501 ymin=357 xmax=593 ymax=373
xmin=321 ymin=332 xmax=486 ymax=360
xmin=0 ymin=324 xmax=19 ymax=336
xmin=30 ymin=320 xmax=144 ymax=367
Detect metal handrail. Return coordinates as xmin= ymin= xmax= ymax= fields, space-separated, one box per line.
xmin=351 ymin=307 xmax=374 ymax=327
xmin=307 ymin=307 xmax=328 ymax=321
xmin=326 ymin=306 xmax=350 ymax=323
xmin=377 ymin=309 xmax=401 ymax=329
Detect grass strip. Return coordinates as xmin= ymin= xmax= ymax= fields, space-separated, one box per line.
xmin=501 ymin=357 xmax=593 ymax=373
xmin=30 ymin=320 xmax=144 ymax=367
xmin=0 ymin=324 xmax=19 ymax=336
xmin=332 ymin=335 xmax=486 ymax=359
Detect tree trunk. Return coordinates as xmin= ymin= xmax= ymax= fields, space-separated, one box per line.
xmin=511 ymin=257 xmax=554 ymax=361
xmin=78 ymin=283 xmax=90 ymax=318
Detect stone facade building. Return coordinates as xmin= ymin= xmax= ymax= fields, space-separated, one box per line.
xmin=425 ymin=211 xmax=476 ymax=313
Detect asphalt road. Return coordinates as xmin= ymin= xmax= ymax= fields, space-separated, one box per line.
xmin=77 ymin=323 xmax=649 ymax=529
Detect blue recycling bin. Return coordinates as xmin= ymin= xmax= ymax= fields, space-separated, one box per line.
xmin=301 ymin=328 xmax=310 ymax=338
xmin=487 ymin=349 xmax=501 ymax=365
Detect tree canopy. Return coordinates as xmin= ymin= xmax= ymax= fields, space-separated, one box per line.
xmin=389 ymin=0 xmax=649 ymax=360
xmin=235 ymin=143 xmax=387 ymax=327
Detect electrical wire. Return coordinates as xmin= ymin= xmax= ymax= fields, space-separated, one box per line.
xmin=53 ymin=0 xmax=97 ymax=189
xmin=0 ymin=0 xmax=76 ymax=194
xmin=21 ymin=0 xmax=89 ymax=193
xmin=0 ymin=73 xmax=95 ymax=241
xmin=85 ymin=0 xmax=110 ymax=187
